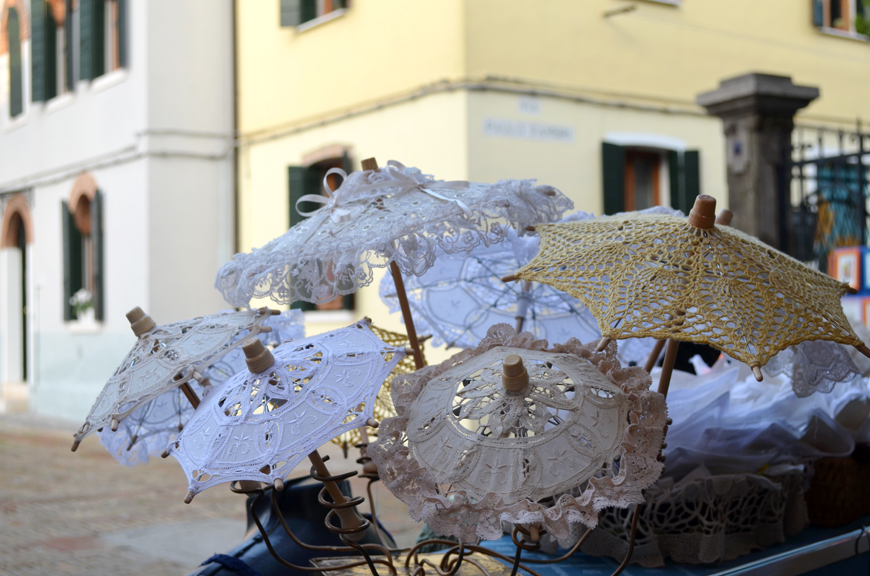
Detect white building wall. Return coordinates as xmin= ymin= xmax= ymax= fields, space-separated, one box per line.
xmin=0 ymin=0 xmax=235 ymax=422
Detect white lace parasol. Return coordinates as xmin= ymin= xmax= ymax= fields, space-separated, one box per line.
xmin=378 ymin=211 xmax=666 ymax=366
xmin=369 ymin=324 xmax=667 ymax=543
xmin=98 ymin=311 xmax=304 ymax=467
xmin=762 ymin=339 xmax=861 ymax=397
xmin=215 ymin=161 xmax=573 ymax=308
xmin=73 ymin=309 xmax=276 ymax=450
xmin=168 ymin=319 xmax=405 ymax=499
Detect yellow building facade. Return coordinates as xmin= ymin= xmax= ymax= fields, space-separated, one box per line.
xmin=235 ymin=0 xmax=870 ymax=343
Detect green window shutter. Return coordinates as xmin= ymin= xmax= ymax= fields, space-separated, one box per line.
xmin=79 ymin=0 xmax=105 ymax=81
xmin=117 ymin=0 xmax=128 ymax=68
xmin=683 ymin=150 xmax=701 ymax=211
xmin=812 ymin=0 xmax=824 ymax=26
xmin=45 ymin=6 xmax=57 ymax=99
xmin=280 ymin=0 xmax=301 ymax=26
xmin=300 ymin=0 xmax=317 ymax=23
xmin=92 ymin=191 xmax=105 ymax=321
xmin=602 ymin=142 xmax=625 ymax=215
xmin=8 ymin=8 xmax=23 ymax=117
xmin=668 ymin=150 xmax=681 ymax=212
xmin=31 ymin=0 xmax=46 ymax=102
xmin=64 ymin=0 xmax=74 ymax=90
xmin=61 ymin=201 xmax=83 ymax=321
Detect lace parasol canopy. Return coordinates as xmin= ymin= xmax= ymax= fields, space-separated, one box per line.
xmin=215 ymin=161 xmax=573 ymax=308
xmin=97 ymin=311 xmax=304 ymax=467
xmin=511 ymin=200 xmax=863 ymax=370
xmin=73 ymin=309 xmax=275 ymax=450
xmin=370 ymin=324 xmax=667 ymax=543
xmin=168 ymin=320 xmax=405 ymax=500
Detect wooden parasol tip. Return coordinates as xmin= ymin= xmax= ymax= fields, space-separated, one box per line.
xmin=273 ymin=478 xmax=285 ymax=491
xmin=71 ymin=440 xmax=80 ymax=452
xmin=688 ymin=195 xmax=717 ymax=230
xmin=111 ymin=417 xmax=120 ymax=432
xmin=502 ymin=354 xmax=529 ymax=391
xmin=856 ymin=344 xmax=870 ymax=359
xmin=361 ymin=157 xmax=379 ymax=171
xmin=184 ymin=491 xmax=195 ymax=504
xmin=126 ymin=306 xmax=156 ymax=336
xmin=243 ymin=338 xmax=275 ymax=373
xmin=502 ymin=274 xmax=519 ymax=283
xmin=596 ymin=337 xmax=612 ymax=352
xmin=846 ymin=284 xmax=859 ymax=295
xmin=715 ymin=209 xmax=733 ymax=226
xmin=525 ymin=225 xmax=536 ymax=232
xmin=751 ymin=366 xmax=763 ymax=381
xmin=366 ymin=418 xmax=379 ymax=428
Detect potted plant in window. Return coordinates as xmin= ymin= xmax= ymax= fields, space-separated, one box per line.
xmin=70 ymin=288 xmax=95 ymax=324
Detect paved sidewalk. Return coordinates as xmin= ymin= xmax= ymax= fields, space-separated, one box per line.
xmin=0 ymin=413 xmax=421 ymax=576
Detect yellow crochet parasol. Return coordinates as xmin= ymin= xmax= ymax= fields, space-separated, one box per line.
xmin=504 ymin=195 xmax=870 ymax=393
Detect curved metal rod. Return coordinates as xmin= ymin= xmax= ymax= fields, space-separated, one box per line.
xmin=248 ymin=488 xmax=394 ymax=574
xmin=609 ymin=504 xmax=641 ymax=576
xmin=405 ymin=539 xmax=544 ymax=576
xmin=516 ymin=525 xmax=592 ymax=564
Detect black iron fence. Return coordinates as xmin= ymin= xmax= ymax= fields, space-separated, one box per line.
xmin=782 ymin=122 xmax=870 ymax=271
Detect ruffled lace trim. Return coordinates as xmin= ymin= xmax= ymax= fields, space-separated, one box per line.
xmin=369 ymin=324 xmax=666 ymax=542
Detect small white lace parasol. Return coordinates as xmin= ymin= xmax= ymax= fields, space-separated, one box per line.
xmin=215 ymin=160 xmax=573 ymax=309
xmin=369 ymin=324 xmax=667 ymax=543
xmin=72 ymin=308 xmax=276 ymax=451
xmin=167 ymin=319 xmax=406 ymax=500
xmin=97 ymin=311 xmax=305 ymax=467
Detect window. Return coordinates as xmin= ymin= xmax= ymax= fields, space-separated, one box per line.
xmin=280 ymin=0 xmax=347 ymax=28
xmin=5 ymin=5 xmax=23 ymax=117
xmin=62 ymin=174 xmax=104 ymax=322
xmin=79 ymin=0 xmax=126 ymax=81
xmin=813 ymin=0 xmax=870 ymax=36
xmin=31 ymin=0 xmax=58 ymax=101
xmin=602 ymin=142 xmax=700 ymax=215
xmin=287 ymin=152 xmax=354 ymax=312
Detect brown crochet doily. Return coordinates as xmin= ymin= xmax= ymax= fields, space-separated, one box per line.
xmin=513 ymin=214 xmax=860 ymax=369
xmin=369 ymin=324 xmax=667 ymax=543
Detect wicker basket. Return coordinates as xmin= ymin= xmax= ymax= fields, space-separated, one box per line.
xmin=806 ymin=445 xmax=870 ymax=527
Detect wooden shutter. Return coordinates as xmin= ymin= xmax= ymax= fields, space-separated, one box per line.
xmin=301 ymin=0 xmax=318 ymax=23
xmin=8 ymin=8 xmax=23 ymax=117
xmin=64 ymin=0 xmax=74 ymax=90
xmin=280 ymin=0 xmax=301 ymax=26
xmin=668 ymin=150 xmax=681 ymax=212
xmin=602 ymin=143 xmax=625 ymax=215
xmin=31 ymin=0 xmax=47 ymax=101
xmin=118 ymin=0 xmax=128 ymax=68
xmin=61 ymin=201 xmax=83 ymax=321
xmin=92 ymin=191 xmax=105 ymax=321
xmin=812 ymin=0 xmax=824 ymax=26
xmin=79 ymin=0 xmax=105 ymax=80
xmin=683 ymin=150 xmax=701 ymax=211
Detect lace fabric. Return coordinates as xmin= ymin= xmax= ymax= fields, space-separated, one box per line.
xmin=215 ymin=161 xmax=573 ymax=308
xmin=97 ymin=311 xmax=304 ymax=466
xmin=763 ymin=340 xmax=861 ymax=397
xmin=330 ymin=324 xmax=425 ymax=454
xmin=369 ymin=324 xmax=667 ymax=543
xmin=168 ymin=320 xmax=405 ymax=497
xmin=571 ymin=468 xmax=806 ymax=567
xmin=74 ymin=310 xmax=275 ymax=446
xmin=514 ymin=215 xmax=862 ymax=369
xmin=378 ymin=214 xmax=657 ymax=366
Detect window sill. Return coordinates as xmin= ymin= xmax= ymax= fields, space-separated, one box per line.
xmin=90 ymin=68 xmax=128 ymax=94
xmin=296 ymin=8 xmax=347 ymax=33
xmin=4 ymin=111 xmax=28 ymax=133
xmin=302 ymin=309 xmax=356 ymax=324
xmin=67 ymin=319 xmax=103 ymax=334
xmin=817 ymin=27 xmax=870 ymax=42
xmin=45 ymin=92 xmax=75 ymax=115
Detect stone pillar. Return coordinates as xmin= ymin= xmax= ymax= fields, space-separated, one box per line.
xmin=697 ymin=73 xmax=819 ymax=249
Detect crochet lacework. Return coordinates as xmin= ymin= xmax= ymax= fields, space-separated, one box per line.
xmin=215 ymin=161 xmax=573 ymax=308
xmin=329 ymin=324 xmax=425 ymax=455
xmin=168 ymin=320 xmax=405 ymax=497
xmin=369 ymin=324 xmax=666 ymax=543
xmin=763 ymin=339 xmax=861 ymax=398
xmin=75 ymin=310 xmax=275 ymax=446
xmin=514 ymin=215 xmax=861 ymax=368
xmin=98 ymin=311 xmax=304 ymax=467
xmin=573 ymin=470 xmax=805 ymax=567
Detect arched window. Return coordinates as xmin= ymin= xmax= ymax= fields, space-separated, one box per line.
xmin=7 ymin=6 xmax=22 ymax=116
xmin=63 ymin=173 xmax=104 ymax=322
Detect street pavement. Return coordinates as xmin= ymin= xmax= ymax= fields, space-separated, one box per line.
xmin=0 ymin=413 xmax=422 ymax=576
